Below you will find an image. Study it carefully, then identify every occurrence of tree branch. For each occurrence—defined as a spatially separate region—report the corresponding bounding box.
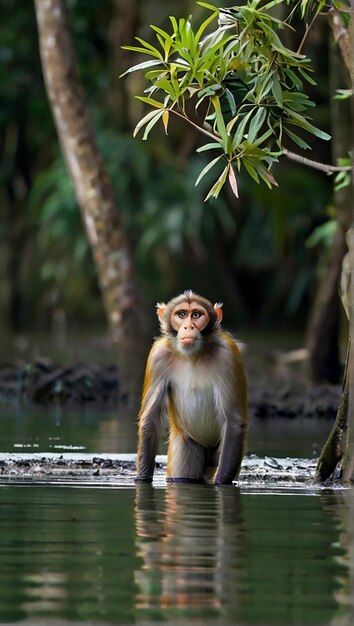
[283,148,351,173]
[170,107,221,143]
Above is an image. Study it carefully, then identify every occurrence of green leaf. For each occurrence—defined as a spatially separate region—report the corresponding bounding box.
[120,58,163,77]
[271,78,283,107]
[196,142,223,152]
[283,126,311,149]
[205,164,230,201]
[334,171,351,191]
[150,24,174,46]
[197,1,219,11]
[242,158,260,183]
[211,95,228,147]
[194,6,219,48]
[134,36,164,56]
[283,91,314,112]
[248,107,267,144]
[169,15,179,33]
[253,162,278,188]
[135,96,165,109]
[154,76,178,98]
[195,154,224,187]
[133,109,164,138]
[257,72,275,101]
[306,220,337,248]
[232,108,254,149]
[287,111,331,141]
[261,0,292,11]
[298,67,317,86]
[334,89,353,100]
[224,88,237,117]
[252,127,274,147]
[142,109,165,140]
[283,68,303,90]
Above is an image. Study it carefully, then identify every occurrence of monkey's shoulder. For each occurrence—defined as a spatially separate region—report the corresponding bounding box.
[215,331,247,388]
[215,330,243,358]
[146,336,175,370]
[149,336,173,356]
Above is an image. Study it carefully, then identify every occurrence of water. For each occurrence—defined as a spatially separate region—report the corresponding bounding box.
[0,406,350,625]
[0,483,352,625]
[0,406,137,454]
[0,405,331,459]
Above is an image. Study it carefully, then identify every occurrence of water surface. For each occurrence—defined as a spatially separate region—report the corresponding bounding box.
[0,405,331,459]
[0,393,349,626]
[0,483,353,625]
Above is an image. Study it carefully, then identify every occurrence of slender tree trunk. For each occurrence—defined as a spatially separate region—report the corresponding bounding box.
[34,0,150,411]
[317,6,354,482]
[341,2,354,481]
[306,226,344,383]
[109,0,139,131]
[306,25,351,384]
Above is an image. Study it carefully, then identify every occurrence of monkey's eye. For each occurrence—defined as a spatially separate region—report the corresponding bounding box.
[192,311,203,319]
[177,310,187,319]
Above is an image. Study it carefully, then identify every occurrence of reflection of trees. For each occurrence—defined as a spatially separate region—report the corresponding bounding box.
[134,484,245,622]
[239,493,348,624]
[0,486,137,623]
[324,492,354,626]
[97,409,137,453]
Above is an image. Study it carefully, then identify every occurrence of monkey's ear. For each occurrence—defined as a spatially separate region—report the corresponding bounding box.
[214,302,223,323]
[156,302,166,323]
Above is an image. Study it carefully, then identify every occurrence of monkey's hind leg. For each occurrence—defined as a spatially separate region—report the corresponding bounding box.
[166,432,205,484]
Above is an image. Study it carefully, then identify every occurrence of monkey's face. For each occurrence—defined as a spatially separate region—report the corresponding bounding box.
[170,301,209,355]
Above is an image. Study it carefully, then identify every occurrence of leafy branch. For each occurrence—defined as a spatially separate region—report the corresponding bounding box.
[121,0,336,200]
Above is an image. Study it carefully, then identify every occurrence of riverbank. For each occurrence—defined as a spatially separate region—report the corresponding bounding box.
[0,359,342,420]
[0,451,342,490]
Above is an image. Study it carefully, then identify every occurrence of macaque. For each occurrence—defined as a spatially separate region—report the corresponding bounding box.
[136,290,247,485]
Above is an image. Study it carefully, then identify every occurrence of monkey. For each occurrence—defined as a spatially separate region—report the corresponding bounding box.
[135,290,248,485]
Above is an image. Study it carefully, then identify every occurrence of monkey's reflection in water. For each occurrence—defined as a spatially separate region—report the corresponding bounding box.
[135,483,245,621]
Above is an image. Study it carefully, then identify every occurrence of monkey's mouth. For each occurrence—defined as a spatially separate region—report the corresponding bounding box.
[180,335,199,346]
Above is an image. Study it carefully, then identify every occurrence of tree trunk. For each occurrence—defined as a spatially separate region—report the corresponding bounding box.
[109,0,139,131]
[342,2,354,482]
[306,24,351,384]
[316,6,354,482]
[34,0,150,411]
[306,226,345,383]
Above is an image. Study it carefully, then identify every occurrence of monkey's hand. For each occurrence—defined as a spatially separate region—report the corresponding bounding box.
[135,476,153,484]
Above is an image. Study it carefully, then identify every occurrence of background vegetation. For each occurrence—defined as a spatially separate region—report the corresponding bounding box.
[0,0,348,352]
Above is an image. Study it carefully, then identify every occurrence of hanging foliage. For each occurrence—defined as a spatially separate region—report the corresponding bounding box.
[121,0,331,200]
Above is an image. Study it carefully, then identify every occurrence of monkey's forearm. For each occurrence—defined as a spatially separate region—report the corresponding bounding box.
[136,410,162,482]
[214,420,246,485]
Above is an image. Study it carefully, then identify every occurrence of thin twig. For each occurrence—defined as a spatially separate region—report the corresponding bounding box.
[297,13,319,55]
[169,107,220,143]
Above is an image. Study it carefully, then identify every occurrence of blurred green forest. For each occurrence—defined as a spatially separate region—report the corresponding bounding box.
[0,0,348,341]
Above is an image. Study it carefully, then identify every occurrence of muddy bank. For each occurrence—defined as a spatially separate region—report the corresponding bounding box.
[0,452,329,489]
[249,380,341,419]
[0,360,119,406]
[0,359,341,419]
